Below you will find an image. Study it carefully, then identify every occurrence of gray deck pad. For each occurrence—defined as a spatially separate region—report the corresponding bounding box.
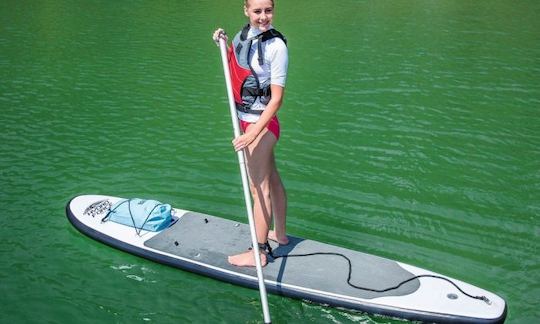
[145,211,419,299]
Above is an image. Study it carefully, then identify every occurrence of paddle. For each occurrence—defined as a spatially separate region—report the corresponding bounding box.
[217,36,272,324]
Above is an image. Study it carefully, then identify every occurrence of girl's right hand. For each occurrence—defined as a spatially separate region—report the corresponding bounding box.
[212,28,227,46]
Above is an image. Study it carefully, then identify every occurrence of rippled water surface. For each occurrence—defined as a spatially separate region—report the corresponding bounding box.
[1,1,539,323]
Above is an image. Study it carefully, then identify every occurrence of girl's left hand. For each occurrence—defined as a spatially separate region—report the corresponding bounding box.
[232,131,256,152]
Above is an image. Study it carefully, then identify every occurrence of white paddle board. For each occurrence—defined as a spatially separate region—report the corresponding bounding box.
[66,194,506,323]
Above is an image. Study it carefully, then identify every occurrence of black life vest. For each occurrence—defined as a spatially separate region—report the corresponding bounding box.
[228,24,287,115]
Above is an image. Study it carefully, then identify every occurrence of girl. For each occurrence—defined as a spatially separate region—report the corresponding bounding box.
[213,0,288,267]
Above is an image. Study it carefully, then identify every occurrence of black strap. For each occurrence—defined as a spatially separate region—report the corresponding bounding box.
[240,23,287,45]
[240,23,287,67]
[242,86,271,97]
[236,103,263,115]
[250,241,274,257]
[240,24,250,41]
[256,29,286,66]
[261,28,287,45]
[257,40,264,66]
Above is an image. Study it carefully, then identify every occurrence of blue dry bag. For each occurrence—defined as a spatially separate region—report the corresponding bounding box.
[102,198,172,234]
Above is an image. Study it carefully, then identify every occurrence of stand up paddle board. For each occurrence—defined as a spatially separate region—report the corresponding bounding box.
[66,195,506,323]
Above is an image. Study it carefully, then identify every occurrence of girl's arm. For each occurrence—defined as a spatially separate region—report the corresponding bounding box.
[232,84,284,151]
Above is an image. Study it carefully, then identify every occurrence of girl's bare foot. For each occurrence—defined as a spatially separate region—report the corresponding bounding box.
[228,250,268,267]
[268,230,289,245]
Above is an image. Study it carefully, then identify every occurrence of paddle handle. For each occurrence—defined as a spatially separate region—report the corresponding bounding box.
[218,37,272,324]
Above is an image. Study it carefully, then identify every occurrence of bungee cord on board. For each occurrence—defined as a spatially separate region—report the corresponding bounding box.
[255,242,491,305]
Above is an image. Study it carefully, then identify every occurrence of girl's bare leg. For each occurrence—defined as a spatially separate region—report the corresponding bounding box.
[268,154,288,245]
[228,127,276,267]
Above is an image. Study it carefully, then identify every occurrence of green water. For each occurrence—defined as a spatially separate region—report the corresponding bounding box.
[1,0,538,323]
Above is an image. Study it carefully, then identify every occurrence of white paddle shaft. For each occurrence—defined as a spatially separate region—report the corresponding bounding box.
[218,37,272,324]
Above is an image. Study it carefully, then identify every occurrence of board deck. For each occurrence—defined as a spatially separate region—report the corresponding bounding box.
[66,195,507,323]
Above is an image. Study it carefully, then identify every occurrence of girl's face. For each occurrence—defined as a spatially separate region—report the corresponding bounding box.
[244,0,274,32]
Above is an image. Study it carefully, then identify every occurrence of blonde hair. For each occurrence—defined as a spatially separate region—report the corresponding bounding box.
[244,0,274,8]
